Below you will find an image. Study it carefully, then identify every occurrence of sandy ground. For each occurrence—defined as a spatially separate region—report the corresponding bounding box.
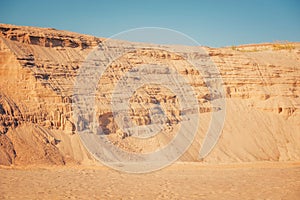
[1,162,299,200]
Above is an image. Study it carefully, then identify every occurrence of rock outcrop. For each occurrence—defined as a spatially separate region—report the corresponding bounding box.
[0,23,299,166]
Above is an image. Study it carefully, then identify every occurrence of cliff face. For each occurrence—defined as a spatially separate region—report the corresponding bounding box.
[0,24,299,166]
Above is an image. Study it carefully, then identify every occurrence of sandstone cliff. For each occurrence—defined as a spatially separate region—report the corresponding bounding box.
[0,24,299,166]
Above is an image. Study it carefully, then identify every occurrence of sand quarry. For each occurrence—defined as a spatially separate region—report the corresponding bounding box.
[0,24,300,199]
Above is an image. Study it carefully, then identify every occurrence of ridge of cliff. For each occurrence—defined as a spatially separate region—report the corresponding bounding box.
[0,24,299,166]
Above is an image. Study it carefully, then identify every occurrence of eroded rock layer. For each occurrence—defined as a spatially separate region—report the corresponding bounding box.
[0,23,299,166]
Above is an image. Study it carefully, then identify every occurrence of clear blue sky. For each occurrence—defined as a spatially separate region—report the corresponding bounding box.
[1,0,299,47]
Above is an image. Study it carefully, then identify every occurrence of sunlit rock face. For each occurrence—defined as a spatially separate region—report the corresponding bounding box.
[0,23,299,166]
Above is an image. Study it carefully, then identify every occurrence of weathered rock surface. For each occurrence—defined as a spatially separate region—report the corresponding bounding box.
[0,23,299,166]
[0,134,15,165]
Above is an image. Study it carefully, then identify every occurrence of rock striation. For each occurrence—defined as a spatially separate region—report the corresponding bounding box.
[0,23,299,166]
